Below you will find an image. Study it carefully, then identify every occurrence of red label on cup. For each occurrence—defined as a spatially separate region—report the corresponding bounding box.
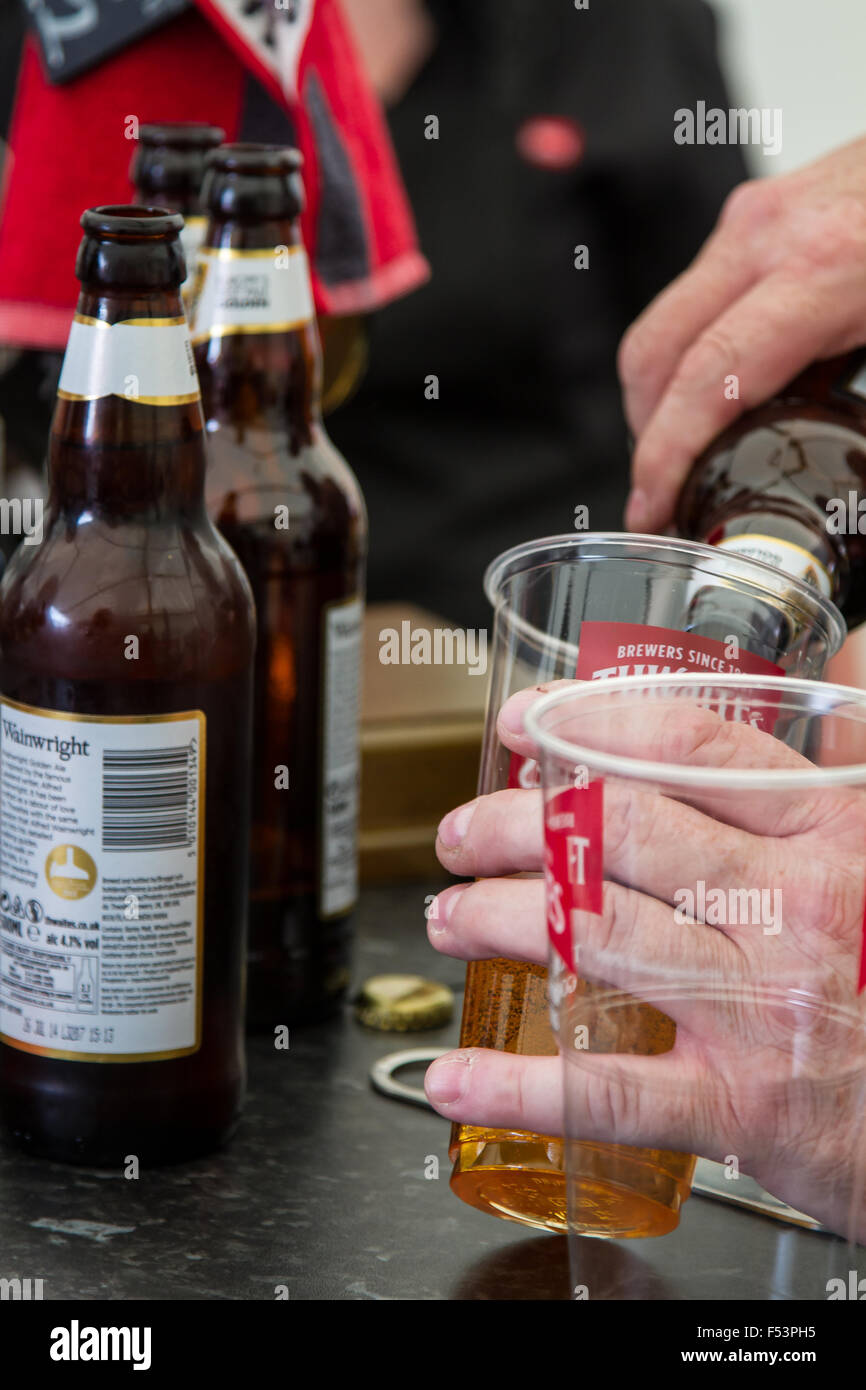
[508,753,541,790]
[575,620,782,682]
[506,622,782,789]
[544,782,604,972]
[575,621,783,732]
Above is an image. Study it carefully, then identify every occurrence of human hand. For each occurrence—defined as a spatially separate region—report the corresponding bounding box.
[426,683,866,1240]
[619,137,866,533]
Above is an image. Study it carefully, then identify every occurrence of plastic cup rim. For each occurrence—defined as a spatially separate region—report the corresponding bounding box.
[523,672,866,790]
[483,531,847,655]
[555,978,865,1024]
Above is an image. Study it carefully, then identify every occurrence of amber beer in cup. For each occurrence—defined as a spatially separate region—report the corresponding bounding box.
[449,534,845,1232]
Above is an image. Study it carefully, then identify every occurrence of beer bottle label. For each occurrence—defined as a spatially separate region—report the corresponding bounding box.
[716,534,832,599]
[189,245,315,344]
[0,698,205,1062]
[179,216,208,287]
[57,313,200,406]
[320,596,363,918]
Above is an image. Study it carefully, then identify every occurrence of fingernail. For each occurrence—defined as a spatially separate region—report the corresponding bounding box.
[425,1052,473,1104]
[498,682,562,738]
[427,882,469,934]
[625,488,650,531]
[437,799,478,849]
[497,701,526,737]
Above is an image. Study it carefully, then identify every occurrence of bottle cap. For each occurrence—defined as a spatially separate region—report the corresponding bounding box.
[356,975,454,1032]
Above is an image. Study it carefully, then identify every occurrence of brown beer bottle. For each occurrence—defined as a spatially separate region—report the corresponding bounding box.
[0,207,255,1165]
[130,123,225,308]
[677,352,866,626]
[130,123,366,413]
[192,146,366,1028]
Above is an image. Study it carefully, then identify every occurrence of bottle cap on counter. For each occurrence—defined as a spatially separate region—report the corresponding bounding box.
[356,975,454,1031]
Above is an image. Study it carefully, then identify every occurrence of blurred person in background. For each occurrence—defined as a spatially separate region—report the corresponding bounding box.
[0,0,427,560]
[0,0,747,614]
[330,0,748,627]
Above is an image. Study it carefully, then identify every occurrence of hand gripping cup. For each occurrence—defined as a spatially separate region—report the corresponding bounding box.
[449,534,846,1232]
[525,674,866,1267]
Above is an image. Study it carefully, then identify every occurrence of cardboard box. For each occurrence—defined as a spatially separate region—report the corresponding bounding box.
[360,604,486,881]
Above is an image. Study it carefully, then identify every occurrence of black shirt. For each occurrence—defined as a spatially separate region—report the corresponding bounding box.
[328,0,748,628]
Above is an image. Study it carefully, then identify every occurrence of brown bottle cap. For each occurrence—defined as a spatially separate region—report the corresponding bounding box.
[356,975,454,1032]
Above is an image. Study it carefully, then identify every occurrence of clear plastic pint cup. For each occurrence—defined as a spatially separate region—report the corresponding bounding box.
[449,535,846,1231]
[525,674,866,1265]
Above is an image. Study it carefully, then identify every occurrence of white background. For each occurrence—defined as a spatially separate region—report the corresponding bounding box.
[708,0,866,174]
[705,0,866,683]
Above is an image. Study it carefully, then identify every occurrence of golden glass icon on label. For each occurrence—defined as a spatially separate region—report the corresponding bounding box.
[45,845,97,901]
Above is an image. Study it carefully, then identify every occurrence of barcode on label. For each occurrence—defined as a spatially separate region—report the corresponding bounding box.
[102,746,193,852]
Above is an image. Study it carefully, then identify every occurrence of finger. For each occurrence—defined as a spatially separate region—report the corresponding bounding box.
[498,680,577,752]
[497,683,583,755]
[619,213,761,438]
[567,894,745,1045]
[590,777,780,918]
[500,680,809,775]
[626,265,866,533]
[424,1045,727,1163]
[500,682,849,839]
[562,1044,737,1162]
[427,877,547,965]
[428,875,746,1039]
[425,1049,564,1136]
[436,787,543,877]
[433,790,775,954]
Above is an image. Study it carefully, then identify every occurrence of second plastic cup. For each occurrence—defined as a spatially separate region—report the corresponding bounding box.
[525,674,866,1261]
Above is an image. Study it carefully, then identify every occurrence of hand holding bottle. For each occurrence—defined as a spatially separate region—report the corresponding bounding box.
[620,136,866,534]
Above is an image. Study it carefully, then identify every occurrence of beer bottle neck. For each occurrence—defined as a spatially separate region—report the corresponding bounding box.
[133,187,200,217]
[192,219,321,449]
[50,287,208,519]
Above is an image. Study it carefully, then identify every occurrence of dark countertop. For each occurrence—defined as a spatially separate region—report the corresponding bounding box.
[0,882,860,1301]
